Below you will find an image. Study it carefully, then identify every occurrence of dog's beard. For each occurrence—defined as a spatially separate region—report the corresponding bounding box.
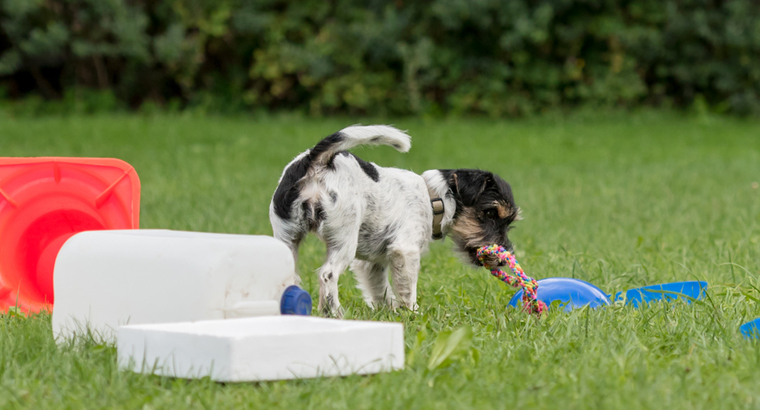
[449,209,509,267]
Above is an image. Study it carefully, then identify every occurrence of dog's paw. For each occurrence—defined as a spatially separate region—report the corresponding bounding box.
[321,304,345,319]
[404,302,419,314]
[392,300,418,314]
[332,306,345,319]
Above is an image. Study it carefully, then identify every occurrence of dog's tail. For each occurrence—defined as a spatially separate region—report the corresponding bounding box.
[309,125,411,166]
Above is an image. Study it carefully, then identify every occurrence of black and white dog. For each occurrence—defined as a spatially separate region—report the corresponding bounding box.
[270,125,520,317]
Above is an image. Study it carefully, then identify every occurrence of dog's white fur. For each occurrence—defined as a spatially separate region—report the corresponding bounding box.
[421,168,457,236]
[270,125,437,316]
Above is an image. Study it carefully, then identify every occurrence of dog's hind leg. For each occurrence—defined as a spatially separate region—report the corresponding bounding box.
[389,248,420,312]
[351,260,396,309]
[272,221,306,263]
[269,230,304,286]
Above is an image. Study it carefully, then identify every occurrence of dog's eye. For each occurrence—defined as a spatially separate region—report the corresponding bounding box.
[484,209,498,219]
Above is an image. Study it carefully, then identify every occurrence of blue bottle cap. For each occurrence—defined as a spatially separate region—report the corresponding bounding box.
[280,285,312,315]
[509,277,611,312]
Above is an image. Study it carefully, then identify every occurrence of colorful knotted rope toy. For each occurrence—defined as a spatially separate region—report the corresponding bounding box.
[477,245,547,315]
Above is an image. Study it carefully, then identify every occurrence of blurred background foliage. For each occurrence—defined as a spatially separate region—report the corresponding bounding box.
[0,0,759,116]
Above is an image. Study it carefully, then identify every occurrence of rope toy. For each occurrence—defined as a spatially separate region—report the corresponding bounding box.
[477,245,547,315]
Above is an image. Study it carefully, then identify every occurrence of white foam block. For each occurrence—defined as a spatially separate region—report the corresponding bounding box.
[117,316,404,382]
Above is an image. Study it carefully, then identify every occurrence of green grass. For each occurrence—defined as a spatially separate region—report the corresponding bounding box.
[2,111,760,409]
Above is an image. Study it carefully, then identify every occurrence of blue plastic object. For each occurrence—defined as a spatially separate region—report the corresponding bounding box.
[280,285,312,315]
[508,278,611,312]
[741,318,760,340]
[613,281,707,308]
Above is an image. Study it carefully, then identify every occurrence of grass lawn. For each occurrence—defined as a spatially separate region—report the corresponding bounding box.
[1,111,760,409]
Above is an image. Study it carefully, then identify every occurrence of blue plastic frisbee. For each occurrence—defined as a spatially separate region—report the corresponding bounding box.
[613,281,707,307]
[741,318,760,340]
[508,277,611,312]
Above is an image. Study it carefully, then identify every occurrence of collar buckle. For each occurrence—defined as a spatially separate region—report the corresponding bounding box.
[430,197,445,240]
[431,198,444,215]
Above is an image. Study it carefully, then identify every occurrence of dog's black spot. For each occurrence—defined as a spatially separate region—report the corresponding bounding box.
[310,132,344,162]
[371,136,381,143]
[326,150,349,170]
[273,132,347,220]
[351,154,380,182]
[327,152,379,182]
[327,272,333,280]
[329,190,338,203]
[272,155,311,220]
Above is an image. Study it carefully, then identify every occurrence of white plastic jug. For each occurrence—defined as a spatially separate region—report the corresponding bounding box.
[52,230,305,341]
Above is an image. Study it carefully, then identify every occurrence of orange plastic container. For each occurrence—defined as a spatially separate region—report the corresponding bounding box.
[0,158,140,312]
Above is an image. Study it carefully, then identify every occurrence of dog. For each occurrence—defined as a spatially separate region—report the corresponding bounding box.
[269,125,521,317]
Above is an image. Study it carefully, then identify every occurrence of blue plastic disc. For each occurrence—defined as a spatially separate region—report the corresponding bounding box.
[613,281,707,308]
[280,285,312,315]
[741,318,760,340]
[508,277,611,312]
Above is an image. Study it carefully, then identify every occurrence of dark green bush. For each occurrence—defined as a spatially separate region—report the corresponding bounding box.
[1,0,759,116]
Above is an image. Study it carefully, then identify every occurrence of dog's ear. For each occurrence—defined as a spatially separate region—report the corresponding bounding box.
[448,170,494,206]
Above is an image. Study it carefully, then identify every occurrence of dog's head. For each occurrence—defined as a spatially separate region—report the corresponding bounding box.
[441,169,520,267]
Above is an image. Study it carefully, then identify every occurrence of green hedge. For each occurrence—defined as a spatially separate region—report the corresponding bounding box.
[1,0,759,116]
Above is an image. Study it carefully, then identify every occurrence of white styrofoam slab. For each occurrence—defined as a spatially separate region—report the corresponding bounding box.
[117,316,404,382]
